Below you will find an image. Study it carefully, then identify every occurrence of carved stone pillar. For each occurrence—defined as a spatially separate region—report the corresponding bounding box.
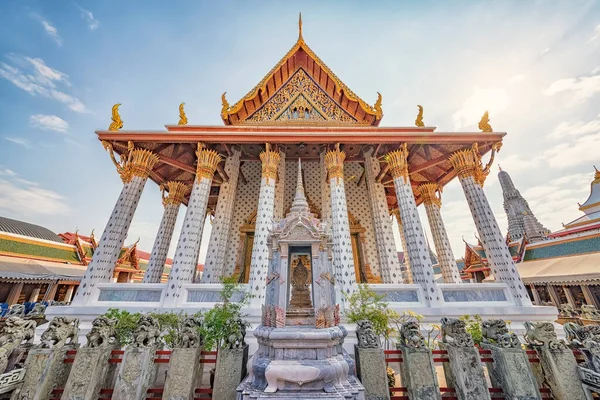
[449,143,531,306]
[392,209,413,283]
[325,144,356,307]
[163,145,222,306]
[143,181,188,283]
[249,144,280,307]
[274,149,286,220]
[73,141,159,305]
[320,150,332,226]
[363,148,403,284]
[202,148,241,282]
[417,182,462,284]
[384,144,440,306]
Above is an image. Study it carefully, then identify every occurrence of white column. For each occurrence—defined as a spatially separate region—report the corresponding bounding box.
[364,148,403,284]
[64,285,75,303]
[73,142,159,305]
[202,149,241,282]
[385,145,441,306]
[249,145,280,307]
[7,282,23,305]
[29,287,41,303]
[449,143,532,306]
[43,282,58,302]
[274,150,286,220]
[325,145,356,308]
[417,183,462,284]
[392,209,413,283]
[320,151,332,226]
[530,284,542,305]
[163,145,222,306]
[143,181,188,283]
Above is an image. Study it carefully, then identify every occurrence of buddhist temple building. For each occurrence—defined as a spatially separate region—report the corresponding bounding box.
[463,167,600,308]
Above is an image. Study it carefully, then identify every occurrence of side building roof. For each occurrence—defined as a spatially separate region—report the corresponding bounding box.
[0,216,62,243]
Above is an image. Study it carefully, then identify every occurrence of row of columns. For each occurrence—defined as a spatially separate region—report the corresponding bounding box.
[75,139,530,308]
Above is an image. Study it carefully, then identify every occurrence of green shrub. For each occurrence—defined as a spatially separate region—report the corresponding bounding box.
[148,310,202,349]
[459,314,483,346]
[103,308,141,346]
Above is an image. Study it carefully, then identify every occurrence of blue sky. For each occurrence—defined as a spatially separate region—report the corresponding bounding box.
[1,0,599,261]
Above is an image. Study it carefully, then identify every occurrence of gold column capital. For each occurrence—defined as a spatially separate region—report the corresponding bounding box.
[384,143,409,180]
[391,208,402,224]
[259,143,281,184]
[448,142,502,187]
[417,182,442,208]
[196,144,223,182]
[160,181,189,207]
[102,140,160,183]
[324,143,346,183]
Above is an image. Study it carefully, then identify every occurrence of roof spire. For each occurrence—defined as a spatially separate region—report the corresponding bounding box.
[298,12,303,41]
[290,158,310,214]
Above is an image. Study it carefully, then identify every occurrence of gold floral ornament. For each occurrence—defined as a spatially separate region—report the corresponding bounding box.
[417,182,442,208]
[178,103,188,126]
[384,143,410,181]
[478,111,493,132]
[108,104,123,131]
[324,143,346,183]
[415,105,424,127]
[259,143,281,184]
[102,140,160,184]
[448,142,502,187]
[195,143,223,182]
[160,181,189,207]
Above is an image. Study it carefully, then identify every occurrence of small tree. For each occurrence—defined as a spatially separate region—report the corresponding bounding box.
[459,314,483,346]
[149,310,202,349]
[103,308,142,346]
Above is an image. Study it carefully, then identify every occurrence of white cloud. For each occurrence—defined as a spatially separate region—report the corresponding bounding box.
[30,14,62,46]
[0,55,87,113]
[542,132,600,168]
[0,169,16,177]
[30,114,69,133]
[544,71,600,103]
[0,173,68,216]
[549,114,600,139]
[452,87,510,130]
[76,5,100,30]
[4,137,31,148]
[496,154,543,173]
[508,74,525,83]
[590,24,600,42]
[540,47,550,56]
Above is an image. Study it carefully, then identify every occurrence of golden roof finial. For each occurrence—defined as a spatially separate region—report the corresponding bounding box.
[415,105,424,127]
[593,165,600,184]
[478,111,493,132]
[298,12,303,41]
[108,104,123,131]
[220,92,230,121]
[374,92,383,119]
[178,102,188,125]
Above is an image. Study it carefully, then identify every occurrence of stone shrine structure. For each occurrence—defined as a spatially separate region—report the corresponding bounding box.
[45,14,557,345]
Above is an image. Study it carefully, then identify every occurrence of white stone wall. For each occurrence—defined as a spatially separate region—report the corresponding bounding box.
[143,202,180,283]
[73,175,148,305]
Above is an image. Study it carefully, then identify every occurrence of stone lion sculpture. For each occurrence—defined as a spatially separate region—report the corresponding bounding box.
[399,321,426,349]
[524,321,566,350]
[176,316,203,348]
[441,317,474,348]
[6,305,25,318]
[563,322,600,346]
[581,305,600,320]
[482,319,520,348]
[356,320,380,349]
[132,315,161,348]
[38,317,80,348]
[85,316,118,348]
[0,317,37,373]
[224,318,247,349]
[583,339,600,372]
[26,303,46,319]
[558,304,578,318]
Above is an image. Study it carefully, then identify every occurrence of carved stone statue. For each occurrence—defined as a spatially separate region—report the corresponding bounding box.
[289,260,312,309]
[583,339,600,372]
[85,316,118,348]
[356,320,380,349]
[26,303,47,319]
[563,322,600,347]
[524,321,567,350]
[399,321,426,349]
[176,317,203,349]
[558,304,578,318]
[38,317,80,348]
[6,304,25,318]
[224,318,247,349]
[581,305,600,320]
[132,315,161,348]
[482,319,520,348]
[441,317,474,347]
[0,317,36,373]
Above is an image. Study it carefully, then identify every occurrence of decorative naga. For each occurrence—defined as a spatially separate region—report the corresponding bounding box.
[482,319,520,348]
[415,105,424,127]
[356,320,381,349]
[478,110,492,132]
[441,317,474,347]
[85,316,118,348]
[523,321,567,350]
[37,317,80,348]
[108,103,123,131]
[178,102,188,125]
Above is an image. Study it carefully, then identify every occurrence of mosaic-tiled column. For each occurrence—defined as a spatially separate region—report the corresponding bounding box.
[163,145,222,306]
[202,148,241,282]
[364,148,403,284]
[73,141,159,305]
[249,145,280,307]
[273,150,286,220]
[143,181,188,283]
[320,151,332,226]
[417,182,462,284]
[325,145,356,307]
[385,144,441,306]
[391,209,413,283]
[449,143,532,306]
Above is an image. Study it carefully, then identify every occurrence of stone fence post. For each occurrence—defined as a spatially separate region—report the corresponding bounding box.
[354,320,390,400]
[213,321,249,400]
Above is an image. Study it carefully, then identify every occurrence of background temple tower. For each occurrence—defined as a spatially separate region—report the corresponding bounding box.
[498,167,550,242]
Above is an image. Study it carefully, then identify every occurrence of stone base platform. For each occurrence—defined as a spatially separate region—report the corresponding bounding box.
[237,377,364,399]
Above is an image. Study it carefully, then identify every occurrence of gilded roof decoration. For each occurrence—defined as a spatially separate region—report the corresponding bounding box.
[221,14,382,126]
[478,111,492,132]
